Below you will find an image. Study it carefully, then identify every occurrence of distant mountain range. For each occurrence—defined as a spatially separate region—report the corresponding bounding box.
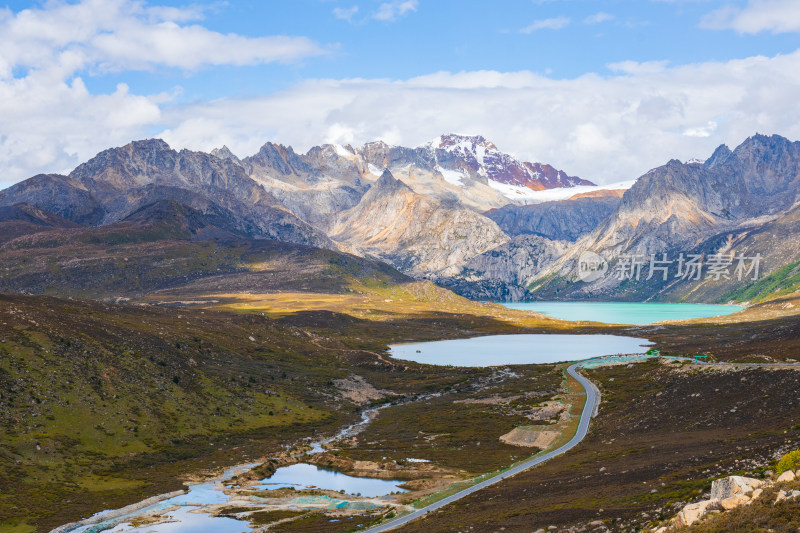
[2,132,799,303]
[526,134,800,303]
[0,134,599,281]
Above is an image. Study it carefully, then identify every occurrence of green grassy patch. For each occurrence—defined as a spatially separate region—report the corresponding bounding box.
[724,259,800,302]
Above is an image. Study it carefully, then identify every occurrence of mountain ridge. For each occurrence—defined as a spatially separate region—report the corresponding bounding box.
[5,132,800,304]
[525,134,800,302]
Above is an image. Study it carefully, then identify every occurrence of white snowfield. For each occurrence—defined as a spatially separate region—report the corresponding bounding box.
[487,178,636,204]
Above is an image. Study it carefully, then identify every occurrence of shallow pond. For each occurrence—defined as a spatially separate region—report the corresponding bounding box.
[390,334,653,367]
[69,464,260,533]
[67,453,406,532]
[501,301,743,325]
[256,463,407,497]
[105,507,250,533]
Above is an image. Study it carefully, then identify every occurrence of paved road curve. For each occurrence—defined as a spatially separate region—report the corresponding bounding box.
[366,363,600,532]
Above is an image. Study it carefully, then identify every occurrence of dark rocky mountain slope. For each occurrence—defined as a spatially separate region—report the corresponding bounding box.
[486,195,621,241]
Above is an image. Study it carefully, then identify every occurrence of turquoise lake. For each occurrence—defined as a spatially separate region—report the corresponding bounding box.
[390,334,653,367]
[501,301,743,325]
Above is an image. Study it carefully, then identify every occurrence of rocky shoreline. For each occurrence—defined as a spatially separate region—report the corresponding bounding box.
[48,490,187,533]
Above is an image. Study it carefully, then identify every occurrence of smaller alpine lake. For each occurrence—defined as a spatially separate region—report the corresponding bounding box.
[255,463,407,497]
[501,301,743,325]
[390,334,653,367]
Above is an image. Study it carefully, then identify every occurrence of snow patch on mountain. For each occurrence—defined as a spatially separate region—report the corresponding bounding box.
[435,165,468,187]
[421,133,594,196]
[333,144,355,158]
[488,179,636,204]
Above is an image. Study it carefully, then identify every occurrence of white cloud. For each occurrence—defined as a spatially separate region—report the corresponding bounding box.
[0,0,329,189]
[3,2,800,192]
[608,60,669,74]
[583,12,614,25]
[373,0,418,21]
[156,51,800,186]
[0,0,327,75]
[702,0,800,34]
[683,121,718,138]
[333,5,359,23]
[92,24,325,70]
[521,17,571,33]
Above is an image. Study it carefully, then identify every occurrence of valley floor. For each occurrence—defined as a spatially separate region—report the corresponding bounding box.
[2,288,800,532]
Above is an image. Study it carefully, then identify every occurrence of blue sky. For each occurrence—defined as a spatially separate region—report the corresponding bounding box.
[12,0,798,102]
[2,0,800,186]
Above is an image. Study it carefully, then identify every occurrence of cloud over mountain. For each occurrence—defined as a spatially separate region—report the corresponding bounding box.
[4,0,800,191]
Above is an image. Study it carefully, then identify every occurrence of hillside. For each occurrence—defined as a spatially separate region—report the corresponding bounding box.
[0,292,525,531]
[526,134,800,303]
[0,200,409,299]
[329,170,510,277]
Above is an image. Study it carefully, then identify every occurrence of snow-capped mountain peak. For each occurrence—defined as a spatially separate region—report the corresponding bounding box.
[421,133,595,192]
[423,133,498,153]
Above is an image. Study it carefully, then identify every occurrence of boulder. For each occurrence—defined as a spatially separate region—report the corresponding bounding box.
[720,494,750,510]
[775,490,787,504]
[777,470,796,482]
[675,500,721,526]
[751,488,764,501]
[710,475,763,500]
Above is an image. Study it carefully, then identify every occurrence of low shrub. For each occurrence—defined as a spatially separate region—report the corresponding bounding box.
[776,449,800,475]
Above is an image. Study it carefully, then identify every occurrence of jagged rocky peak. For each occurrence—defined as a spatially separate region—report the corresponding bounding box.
[82,138,172,164]
[420,133,594,190]
[426,133,499,152]
[211,145,241,163]
[316,143,356,157]
[304,143,360,167]
[704,144,732,169]
[246,142,313,176]
[730,133,800,171]
[69,138,178,190]
[117,138,172,154]
[357,140,398,164]
[374,169,409,192]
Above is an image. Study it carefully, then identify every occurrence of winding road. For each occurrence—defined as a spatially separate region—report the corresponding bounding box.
[366,363,601,532]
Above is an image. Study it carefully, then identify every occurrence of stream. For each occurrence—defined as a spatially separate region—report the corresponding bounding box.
[57,404,397,533]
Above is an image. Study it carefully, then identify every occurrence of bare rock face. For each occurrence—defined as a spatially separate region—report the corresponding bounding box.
[529,134,800,302]
[720,494,751,510]
[675,499,722,527]
[440,235,568,300]
[0,174,104,225]
[329,170,509,277]
[710,475,763,501]
[242,142,368,227]
[1,134,596,284]
[486,196,621,242]
[210,145,242,165]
